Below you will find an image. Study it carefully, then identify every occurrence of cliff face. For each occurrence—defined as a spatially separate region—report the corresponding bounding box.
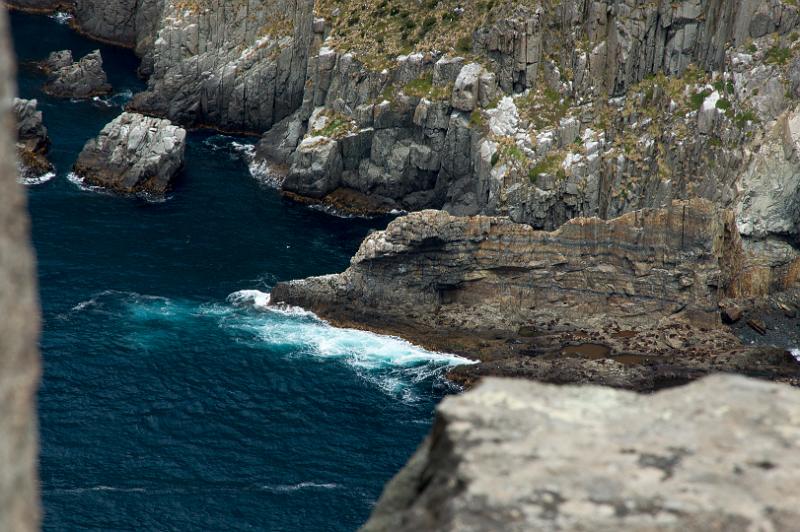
[0,5,42,531]
[74,0,164,66]
[252,0,800,232]
[362,375,800,532]
[273,200,743,332]
[271,199,800,388]
[9,0,315,131]
[129,0,315,132]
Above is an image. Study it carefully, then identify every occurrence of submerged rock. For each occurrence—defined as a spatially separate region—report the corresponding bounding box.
[42,49,111,99]
[73,112,186,196]
[13,98,53,181]
[362,375,800,532]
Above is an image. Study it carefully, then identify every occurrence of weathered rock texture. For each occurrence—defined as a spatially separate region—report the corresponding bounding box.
[42,49,111,99]
[272,201,800,388]
[129,0,315,132]
[74,112,186,195]
[362,375,800,532]
[73,0,163,55]
[13,97,53,180]
[0,5,42,531]
[272,200,774,331]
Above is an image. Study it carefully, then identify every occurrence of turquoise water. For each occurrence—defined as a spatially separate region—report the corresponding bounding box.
[11,11,468,531]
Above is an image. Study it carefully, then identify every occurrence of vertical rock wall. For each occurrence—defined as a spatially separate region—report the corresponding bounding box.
[129,0,315,133]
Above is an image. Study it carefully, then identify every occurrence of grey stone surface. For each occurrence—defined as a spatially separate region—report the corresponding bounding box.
[13,97,53,180]
[42,49,111,99]
[41,49,72,72]
[362,375,800,532]
[74,112,186,195]
[0,6,42,531]
[283,135,343,198]
[129,0,315,133]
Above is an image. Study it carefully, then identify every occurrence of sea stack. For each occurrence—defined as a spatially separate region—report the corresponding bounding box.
[42,49,111,99]
[13,98,53,181]
[73,112,186,196]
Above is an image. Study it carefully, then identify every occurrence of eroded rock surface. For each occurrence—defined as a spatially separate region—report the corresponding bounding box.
[273,200,748,331]
[42,49,111,99]
[362,375,800,532]
[13,97,53,181]
[73,112,186,195]
[129,0,315,132]
[272,200,800,388]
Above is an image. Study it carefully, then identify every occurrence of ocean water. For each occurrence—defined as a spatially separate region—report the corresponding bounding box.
[10,12,470,531]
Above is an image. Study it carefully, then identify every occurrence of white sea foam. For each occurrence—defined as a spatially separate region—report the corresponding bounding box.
[790,348,800,363]
[49,486,147,494]
[223,289,474,401]
[48,12,73,24]
[93,89,134,109]
[261,482,339,493]
[67,171,104,194]
[67,172,170,203]
[18,171,55,186]
[227,289,271,310]
[70,288,472,401]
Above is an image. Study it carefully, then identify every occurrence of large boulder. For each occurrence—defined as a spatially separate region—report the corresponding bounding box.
[363,375,800,532]
[73,112,186,196]
[13,98,53,182]
[42,49,111,99]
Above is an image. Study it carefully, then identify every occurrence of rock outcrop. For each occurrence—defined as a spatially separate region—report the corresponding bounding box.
[0,6,42,531]
[13,97,53,181]
[128,0,315,133]
[73,112,186,195]
[42,49,111,99]
[272,201,800,389]
[362,375,800,532]
[272,200,746,331]
[40,49,73,72]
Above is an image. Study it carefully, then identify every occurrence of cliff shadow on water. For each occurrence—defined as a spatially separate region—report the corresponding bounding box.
[10,10,472,532]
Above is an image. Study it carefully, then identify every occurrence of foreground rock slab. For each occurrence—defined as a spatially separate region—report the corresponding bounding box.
[42,49,111,99]
[73,112,186,196]
[0,7,42,530]
[363,375,800,532]
[13,97,53,181]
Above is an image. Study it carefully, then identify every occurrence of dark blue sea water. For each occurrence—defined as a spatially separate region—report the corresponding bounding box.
[10,11,469,531]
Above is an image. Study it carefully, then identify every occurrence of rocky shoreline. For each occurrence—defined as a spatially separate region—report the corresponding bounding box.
[6,1,800,530]
[270,202,800,391]
[9,0,800,395]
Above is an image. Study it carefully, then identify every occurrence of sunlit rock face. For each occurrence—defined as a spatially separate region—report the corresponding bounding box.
[362,375,800,532]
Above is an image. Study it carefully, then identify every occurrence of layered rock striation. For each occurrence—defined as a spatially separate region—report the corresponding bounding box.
[73,112,186,196]
[362,375,800,532]
[272,200,800,389]
[273,200,738,331]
